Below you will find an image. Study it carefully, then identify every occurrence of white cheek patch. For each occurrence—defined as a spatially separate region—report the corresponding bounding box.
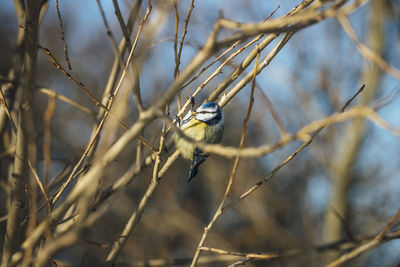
[196,112,216,122]
[196,106,218,113]
[180,110,194,126]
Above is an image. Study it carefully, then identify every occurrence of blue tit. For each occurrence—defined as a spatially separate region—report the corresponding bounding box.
[175,102,224,182]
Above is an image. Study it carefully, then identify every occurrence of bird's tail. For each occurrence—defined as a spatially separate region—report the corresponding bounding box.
[187,149,208,183]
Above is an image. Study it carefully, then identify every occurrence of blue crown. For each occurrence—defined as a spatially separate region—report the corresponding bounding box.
[201,102,218,109]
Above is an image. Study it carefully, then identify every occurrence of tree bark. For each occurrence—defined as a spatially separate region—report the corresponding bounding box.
[1,1,40,266]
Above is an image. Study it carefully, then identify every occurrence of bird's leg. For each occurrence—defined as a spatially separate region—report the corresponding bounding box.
[188,148,209,183]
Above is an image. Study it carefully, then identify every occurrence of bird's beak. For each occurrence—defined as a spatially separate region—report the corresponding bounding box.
[189,111,197,118]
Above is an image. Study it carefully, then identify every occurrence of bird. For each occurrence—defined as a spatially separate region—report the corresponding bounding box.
[174,102,224,182]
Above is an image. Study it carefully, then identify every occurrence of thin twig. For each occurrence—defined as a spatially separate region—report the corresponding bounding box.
[0,87,17,132]
[112,0,133,51]
[338,14,400,81]
[105,104,169,266]
[50,2,153,207]
[201,246,279,260]
[84,0,145,165]
[22,184,36,267]
[175,6,282,126]
[221,85,365,214]
[169,103,400,159]
[96,0,125,71]
[55,0,72,70]
[173,0,181,109]
[173,0,180,79]
[27,161,51,215]
[219,31,296,106]
[174,0,195,79]
[9,1,366,265]
[89,30,277,214]
[215,0,368,47]
[255,82,289,137]
[327,210,400,267]
[227,257,254,267]
[0,0,25,137]
[38,45,129,130]
[190,51,261,267]
[38,88,95,117]
[105,151,180,266]
[43,92,56,185]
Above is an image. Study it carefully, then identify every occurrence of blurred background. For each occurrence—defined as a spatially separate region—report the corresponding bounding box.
[1,0,400,266]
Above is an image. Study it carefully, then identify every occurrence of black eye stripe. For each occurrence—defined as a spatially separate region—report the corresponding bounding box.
[197,110,217,114]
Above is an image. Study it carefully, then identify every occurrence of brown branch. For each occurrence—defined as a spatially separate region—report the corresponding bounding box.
[338,14,400,81]
[90,6,332,249]
[112,0,133,51]
[105,150,180,266]
[55,0,71,70]
[221,84,365,214]
[50,2,153,207]
[89,34,262,218]
[201,246,279,260]
[191,51,261,266]
[8,1,371,265]
[0,0,25,138]
[84,0,146,164]
[173,0,180,78]
[105,104,169,266]
[327,210,400,267]
[126,255,256,266]
[255,82,289,137]
[215,0,368,47]
[0,86,52,230]
[173,0,181,109]
[1,0,40,265]
[208,0,314,103]
[174,0,195,79]
[96,0,125,72]
[43,92,56,185]
[27,161,51,215]
[38,88,95,117]
[219,31,296,106]
[0,87,17,133]
[173,4,282,129]
[38,46,123,124]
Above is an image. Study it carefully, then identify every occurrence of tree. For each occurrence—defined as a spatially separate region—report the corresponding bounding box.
[0,0,399,266]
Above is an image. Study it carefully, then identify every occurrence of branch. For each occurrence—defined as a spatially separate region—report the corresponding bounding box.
[191,50,261,266]
[105,151,181,266]
[327,210,400,267]
[201,246,279,260]
[1,0,40,265]
[220,84,365,215]
[55,0,72,70]
[215,0,368,47]
[338,14,400,81]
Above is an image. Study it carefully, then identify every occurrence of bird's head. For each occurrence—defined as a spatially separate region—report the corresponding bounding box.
[193,102,223,125]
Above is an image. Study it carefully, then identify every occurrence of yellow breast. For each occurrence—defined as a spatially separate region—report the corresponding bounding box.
[174,119,207,160]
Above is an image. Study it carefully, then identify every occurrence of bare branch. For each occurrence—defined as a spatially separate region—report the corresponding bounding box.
[338,15,400,81]
[327,210,400,267]
[2,0,40,265]
[55,0,72,70]
[191,50,261,266]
